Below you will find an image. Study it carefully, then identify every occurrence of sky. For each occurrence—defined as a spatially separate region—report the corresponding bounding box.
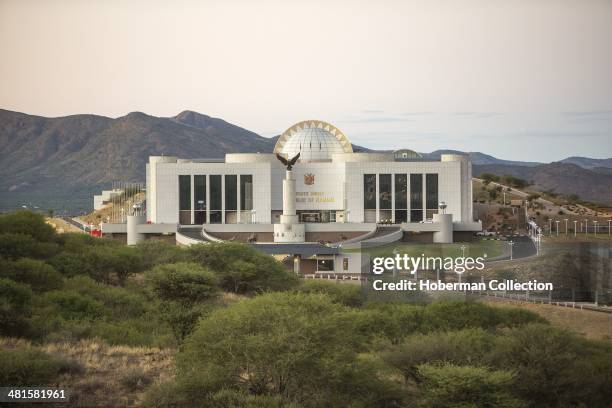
[1,0,611,162]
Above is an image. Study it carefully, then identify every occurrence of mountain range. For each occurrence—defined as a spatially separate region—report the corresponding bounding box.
[0,108,610,212]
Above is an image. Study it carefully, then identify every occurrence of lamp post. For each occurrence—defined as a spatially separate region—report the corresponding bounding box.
[555,220,559,236]
[564,219,568,236]
[573,220,577,238]
[460,245,466,258]
[585,219,588,235]
[594,220,598,236]
[548,219,552,236]
[509,240,514,260]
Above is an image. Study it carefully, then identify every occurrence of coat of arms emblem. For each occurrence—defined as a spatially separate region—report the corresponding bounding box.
[304,173,315,185]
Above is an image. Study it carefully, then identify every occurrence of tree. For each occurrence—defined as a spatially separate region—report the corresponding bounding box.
[187,242,299,294]
[0,211,56,242]
[1,258,64,292]
[146,263,219,306]
[0,278,33,336]
[146,263,220,342]
[416,363,525,408]
[481,173,500,185]
[175,292,407,407]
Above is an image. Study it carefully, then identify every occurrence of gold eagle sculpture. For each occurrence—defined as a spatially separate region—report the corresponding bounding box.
[275,152,300,170]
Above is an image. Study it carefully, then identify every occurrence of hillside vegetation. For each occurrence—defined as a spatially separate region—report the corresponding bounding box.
[1,211,612,407]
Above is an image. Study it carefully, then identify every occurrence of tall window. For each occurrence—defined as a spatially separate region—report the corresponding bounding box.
[179,175,191,225]
[194,175,206,224]
[240,175,253,210]
[426,173,439,220]
[224,175,237,223]
[363,174,376,209]
[379,174,392,209]
[394,174,408,223]
[410,173,423,222]
[209,175,222,223]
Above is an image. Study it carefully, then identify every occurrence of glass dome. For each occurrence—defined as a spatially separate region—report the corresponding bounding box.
[274,120,353,162]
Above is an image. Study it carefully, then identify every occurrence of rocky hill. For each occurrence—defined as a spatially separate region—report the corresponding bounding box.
[1,108,610,212]
[474,162,612,205]
[0,109,276,212]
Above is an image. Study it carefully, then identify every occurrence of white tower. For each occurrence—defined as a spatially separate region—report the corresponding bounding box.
[274,163,306,243]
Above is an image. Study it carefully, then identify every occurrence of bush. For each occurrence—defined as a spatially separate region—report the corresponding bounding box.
[0,347,74,386]
[87,245,144,284]
[0,278,33,337]
[175,292,407,407]
[490,324,612,407]
[0,233,58,260]
[47,252,95,278]
[416,363,525,408]
[355,303,423,344]
[295,280,364,307]
[187,242,299,294]
[43,290,103,321]
[380,329,497,381]
[135,240,188,270]
[146,263,219,306]
[420,301,542,332]
[0,258,64,292]
[0,211,56,242]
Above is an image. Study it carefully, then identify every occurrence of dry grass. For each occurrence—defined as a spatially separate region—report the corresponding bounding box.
[1,337,175,407]
[486,300,612,341]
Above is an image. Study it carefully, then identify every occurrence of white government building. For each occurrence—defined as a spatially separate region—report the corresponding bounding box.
[102,120,481,274]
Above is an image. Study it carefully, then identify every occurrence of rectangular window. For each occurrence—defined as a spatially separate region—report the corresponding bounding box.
[179,175,191,225]
[210,175,222,224]
[240,175,253,211]
[410,173,423,209]
[379,174,392,209]
[410,173,423,222]
[317,259,334,272]
[394,173,407,209]
[426,173,439,210]
[395,210,408,223]
[225,175,237,211]
[194,175,206,224]
[363,174,376,209]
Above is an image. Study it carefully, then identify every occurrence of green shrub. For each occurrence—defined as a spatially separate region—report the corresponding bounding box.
[0,258,64,292]
[43,290,103,321]
[0,278,32,337]
[135,240,188,270]
[146,263,219,306]
[0,233,58,260]
[187,242,299,293]
[416,363,525,408]
[176,292,407,407]
[380,328,497,381]
[490,324,612,407]
[0,347,75,386]
[295,280,364,307]
[47,252,95,278]
[420,301,542,332]
[0,211,56,242]
[355,303,424,344]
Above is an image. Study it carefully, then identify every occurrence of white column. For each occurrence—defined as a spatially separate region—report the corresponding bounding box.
[375,173,380,223]
[237,175,241,223]
[391,174,396,223]
[190,174,194,225]
[221,175,225,224]
[206,175,210,224]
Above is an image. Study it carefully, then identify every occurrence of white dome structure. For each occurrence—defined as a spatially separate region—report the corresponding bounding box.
[274,120,353,162]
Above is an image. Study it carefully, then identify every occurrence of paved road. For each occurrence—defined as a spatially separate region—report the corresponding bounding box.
[487,235,537,262]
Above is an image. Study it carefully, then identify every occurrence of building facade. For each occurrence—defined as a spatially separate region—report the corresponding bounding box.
[146,120,476,231]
